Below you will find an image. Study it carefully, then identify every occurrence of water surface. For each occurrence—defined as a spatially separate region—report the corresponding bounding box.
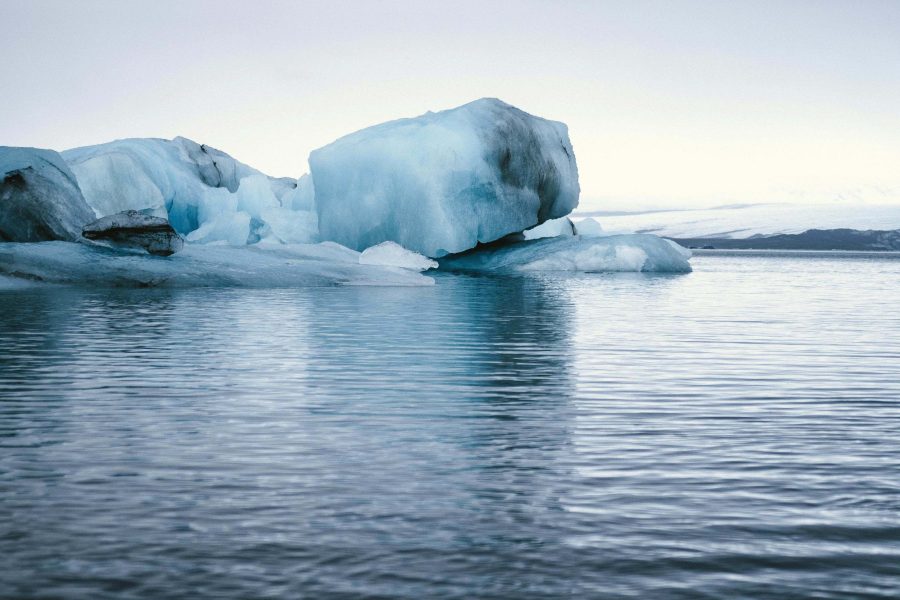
[2,253,899,598]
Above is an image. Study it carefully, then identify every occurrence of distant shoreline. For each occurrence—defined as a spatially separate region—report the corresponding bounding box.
[670,228,900,252]
[686,248,900,259]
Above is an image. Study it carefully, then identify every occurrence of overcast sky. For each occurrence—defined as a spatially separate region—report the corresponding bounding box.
[2,0,898,210]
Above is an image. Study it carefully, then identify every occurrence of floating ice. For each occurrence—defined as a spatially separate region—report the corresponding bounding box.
[0,241,433,288]
[359,241,438,271]
[524,217,576,240]
[439,234,692,273]
[1,146,95,242]
[309,98,580,257]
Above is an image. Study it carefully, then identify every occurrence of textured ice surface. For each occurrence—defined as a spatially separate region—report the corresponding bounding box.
[586,204,900,239]
[0,241,433,288]
[310,98,580,257]
[61,138,318,245]
[359,241,438,271]
[1,146,95,242]
[523,217,575,240]
[439,234,692,273]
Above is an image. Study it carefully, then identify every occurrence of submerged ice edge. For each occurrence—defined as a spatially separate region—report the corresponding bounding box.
[0,242,435,288]
[439,234,692,274]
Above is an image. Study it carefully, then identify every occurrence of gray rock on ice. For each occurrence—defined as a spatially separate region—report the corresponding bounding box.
[82,210,184,256]
[0,146,96,242]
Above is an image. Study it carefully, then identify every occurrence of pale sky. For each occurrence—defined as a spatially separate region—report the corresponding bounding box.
[2,0,898,211]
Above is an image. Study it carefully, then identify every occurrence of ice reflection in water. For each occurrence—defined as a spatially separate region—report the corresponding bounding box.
[1,252,900,599]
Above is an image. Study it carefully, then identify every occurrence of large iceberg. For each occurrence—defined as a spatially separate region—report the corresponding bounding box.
[61,137,318,245]
[309,98,580,257]
[0,99,696,289]
[1,147,95,242]
[0,241,433,288]
[439,234,692,273]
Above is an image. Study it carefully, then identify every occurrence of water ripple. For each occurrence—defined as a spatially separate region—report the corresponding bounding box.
[1,253,899,598]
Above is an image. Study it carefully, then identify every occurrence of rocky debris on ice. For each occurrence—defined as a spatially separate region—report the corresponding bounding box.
[81,210,184,256]
[359,241,438,271]
[0,146,95,242]
[439,234,692,273]
[309,98,580,257]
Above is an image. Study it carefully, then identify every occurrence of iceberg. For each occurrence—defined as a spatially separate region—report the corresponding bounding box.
[1,147,95,242]
[309,98,580,257]
[439,234,692,273]
[359,241,438,271]
[61,137,318,245]
[0,241,433,288]
[0,100,694,288]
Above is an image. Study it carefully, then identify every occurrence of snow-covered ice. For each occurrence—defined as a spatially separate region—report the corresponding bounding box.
[585,204,900,239]
[0,241,433,288]
[1,146,95,242]
[309,98,580,257]
[359,241,438,271]
[439,234,692,273]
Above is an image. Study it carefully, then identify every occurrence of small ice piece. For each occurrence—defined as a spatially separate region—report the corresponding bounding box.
[309,98,580,257]
[439,234,692,273]
[523,217,576,240]
[1,146,95,241]
[82,210,184,256]
[359,241,438,271]
[574,217,604,237]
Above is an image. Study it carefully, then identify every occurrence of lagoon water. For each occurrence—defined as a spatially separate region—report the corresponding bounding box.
[2,252,900,599]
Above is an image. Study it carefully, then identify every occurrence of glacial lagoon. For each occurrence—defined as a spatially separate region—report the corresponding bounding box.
[2,251,900,599]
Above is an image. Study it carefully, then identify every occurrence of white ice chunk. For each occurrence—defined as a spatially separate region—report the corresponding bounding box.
[439,234,692,273]
[359,241,438,271]
[309,98,580,257]
[573,217,604,237]
[523,217,575,240]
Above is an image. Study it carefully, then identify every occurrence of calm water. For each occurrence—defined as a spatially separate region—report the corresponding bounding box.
[2,252,900,599]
